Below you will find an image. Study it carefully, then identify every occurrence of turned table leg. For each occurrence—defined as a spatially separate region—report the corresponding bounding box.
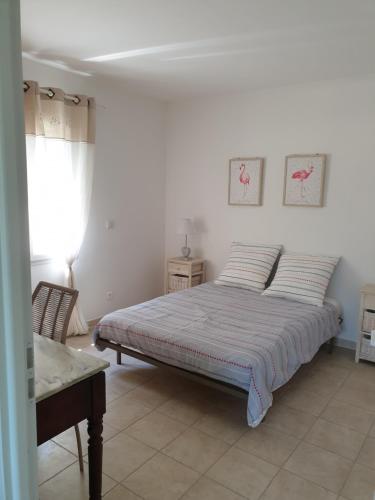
[87,415,104,500]
[87,371,106,500]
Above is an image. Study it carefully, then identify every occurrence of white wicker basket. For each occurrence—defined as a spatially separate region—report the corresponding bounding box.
[169,274,201,291]
[169,275,189,291]
[360,336,375,362]
[362,309,375,332]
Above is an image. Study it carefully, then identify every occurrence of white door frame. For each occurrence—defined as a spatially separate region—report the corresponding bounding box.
[0,0,38,499]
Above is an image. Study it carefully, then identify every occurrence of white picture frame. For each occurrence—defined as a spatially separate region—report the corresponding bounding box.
[283,154,326,207]
[228,157,264,206]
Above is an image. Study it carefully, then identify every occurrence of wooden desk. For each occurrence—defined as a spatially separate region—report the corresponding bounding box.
[34,334,109,500]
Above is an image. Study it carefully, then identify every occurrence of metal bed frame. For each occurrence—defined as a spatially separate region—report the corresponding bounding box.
[95,335,336,400]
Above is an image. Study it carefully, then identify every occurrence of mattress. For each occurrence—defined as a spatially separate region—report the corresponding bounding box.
[93,282,340,426]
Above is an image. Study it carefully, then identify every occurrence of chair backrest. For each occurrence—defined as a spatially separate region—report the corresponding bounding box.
[32,281,79,344]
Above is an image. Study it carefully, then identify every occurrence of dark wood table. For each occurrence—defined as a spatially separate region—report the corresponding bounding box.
[34,334,109,500]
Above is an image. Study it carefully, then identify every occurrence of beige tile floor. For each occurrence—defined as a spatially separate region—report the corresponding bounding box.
[38,335,375,500]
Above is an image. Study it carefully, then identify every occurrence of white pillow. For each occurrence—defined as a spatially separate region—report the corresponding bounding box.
[215,242,282,293]
[263,253,339,306]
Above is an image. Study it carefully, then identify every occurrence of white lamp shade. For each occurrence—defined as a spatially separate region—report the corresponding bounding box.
[177,218,195,235]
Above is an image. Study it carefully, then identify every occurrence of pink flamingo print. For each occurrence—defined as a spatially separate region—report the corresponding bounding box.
[291,164,314,198]
[239,163,250,197]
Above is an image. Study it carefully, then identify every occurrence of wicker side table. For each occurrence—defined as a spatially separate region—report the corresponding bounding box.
[355,284,375,363]
[165,257,206,294]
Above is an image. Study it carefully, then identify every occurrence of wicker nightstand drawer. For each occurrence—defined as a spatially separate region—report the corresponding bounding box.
[168,262,190,274]
[168,274,201,291]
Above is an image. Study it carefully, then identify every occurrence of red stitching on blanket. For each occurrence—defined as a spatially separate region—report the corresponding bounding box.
[249,367,264,411]
[97,323,252,370]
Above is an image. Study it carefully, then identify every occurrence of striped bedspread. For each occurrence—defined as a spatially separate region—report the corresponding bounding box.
[93,282,339,426]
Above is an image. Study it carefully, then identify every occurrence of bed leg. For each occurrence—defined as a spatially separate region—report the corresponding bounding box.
[117,351,122,365]
[327,337,335,354]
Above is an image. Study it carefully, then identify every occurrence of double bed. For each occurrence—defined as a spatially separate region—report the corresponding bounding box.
[94,282,340,427]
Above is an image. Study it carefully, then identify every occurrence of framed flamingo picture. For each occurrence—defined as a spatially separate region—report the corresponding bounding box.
[283,154,326,207]
[228,157,264,206]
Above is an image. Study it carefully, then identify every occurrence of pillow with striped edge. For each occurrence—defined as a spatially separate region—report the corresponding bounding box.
[215,242,282,293]
[262,253,339,306]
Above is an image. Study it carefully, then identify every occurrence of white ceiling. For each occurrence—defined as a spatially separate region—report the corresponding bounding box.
[21,0,375,101]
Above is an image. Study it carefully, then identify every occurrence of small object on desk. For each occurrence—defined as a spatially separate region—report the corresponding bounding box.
[166,257,206,294]
[355,284,375,363]
[34,334,109,500]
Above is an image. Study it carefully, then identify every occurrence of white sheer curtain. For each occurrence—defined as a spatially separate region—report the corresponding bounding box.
[24,81,95,335]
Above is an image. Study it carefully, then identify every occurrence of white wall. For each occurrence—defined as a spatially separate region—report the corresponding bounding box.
[23,59,166,321]
[165,76,375,346]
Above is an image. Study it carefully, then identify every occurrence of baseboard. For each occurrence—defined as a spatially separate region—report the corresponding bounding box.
[87,317,101,328]
[335,337,356,350]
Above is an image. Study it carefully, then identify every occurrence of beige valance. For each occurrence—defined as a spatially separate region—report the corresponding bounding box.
[24,80,95,144]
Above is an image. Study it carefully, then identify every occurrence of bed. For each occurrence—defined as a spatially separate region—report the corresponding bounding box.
[93,282,340,427]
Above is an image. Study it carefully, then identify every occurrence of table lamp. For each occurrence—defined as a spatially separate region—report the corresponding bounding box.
[177,218,195,260]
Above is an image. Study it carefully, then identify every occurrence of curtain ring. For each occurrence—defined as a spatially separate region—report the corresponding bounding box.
[23,81,30,93]
[47,88,55,99]
[73,96,81,105]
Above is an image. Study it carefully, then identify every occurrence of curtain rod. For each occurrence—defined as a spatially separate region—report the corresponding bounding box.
[23,82,106,109]
[23,82,81,104]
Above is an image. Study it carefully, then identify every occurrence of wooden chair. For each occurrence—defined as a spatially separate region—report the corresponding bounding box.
[32,281,84,472]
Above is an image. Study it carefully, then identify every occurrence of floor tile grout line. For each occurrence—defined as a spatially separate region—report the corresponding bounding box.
[154,407,203,427]
[101,481,121,499]
[338,455,375,499]
[302,418,368,462]
[264,468,339,499]
[50,438,82,460]
[280,439,353,496]
[352,431,374,468]
[120,450,200,499]
[124,414,191,452]
[176,469,204,500]
[180,471,251,500]
[234,423,300,468]
[204,441,280,497]
[189,415,248,446]
[106,404,155,430]
[106,446,158,485]
[318,410,375,437]
[52,421,127,460]
[106,384,181,414]
[38,457,79,487]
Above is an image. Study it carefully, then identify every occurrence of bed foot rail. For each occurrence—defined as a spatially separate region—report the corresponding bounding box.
[117,352,122,365]
[327,337,335,354]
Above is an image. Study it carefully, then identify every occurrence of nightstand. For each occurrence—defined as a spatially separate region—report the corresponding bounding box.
[166,257,206,294]
[355,284,375,363]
